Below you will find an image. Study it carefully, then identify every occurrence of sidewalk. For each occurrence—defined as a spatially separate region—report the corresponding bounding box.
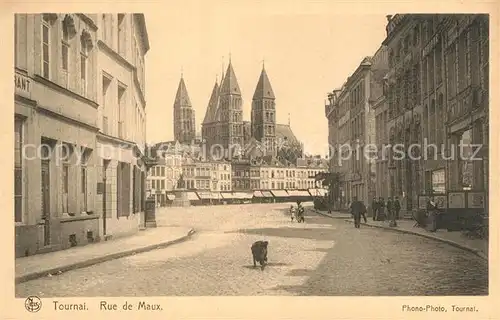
[16,226,195,284]
[314,209,488,261]
[310,208,351,219]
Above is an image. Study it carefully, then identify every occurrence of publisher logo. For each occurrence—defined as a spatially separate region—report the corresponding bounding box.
[25,296,42,313]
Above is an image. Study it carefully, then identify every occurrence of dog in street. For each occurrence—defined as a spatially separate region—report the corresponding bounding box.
[251,240,269,270]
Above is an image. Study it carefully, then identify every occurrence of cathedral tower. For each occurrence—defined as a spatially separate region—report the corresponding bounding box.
[251,65,276,156]
[173,75,196,144]
[219,60,244,157]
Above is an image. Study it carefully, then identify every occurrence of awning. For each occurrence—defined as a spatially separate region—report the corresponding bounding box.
[196,191,212,200]
[232,192,253,199]
[220,192,234,199]
[211,192,222,200]
[186,192,200,201]
[253,190,264,197]
[287,190,311,197]
[309,188,327,197]
[271,190,289,197]
[166,193,176,200]
[240,192,253,199]
[261,191,273,198]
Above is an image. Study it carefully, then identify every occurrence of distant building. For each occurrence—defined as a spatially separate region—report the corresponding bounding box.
[173,75,196,144]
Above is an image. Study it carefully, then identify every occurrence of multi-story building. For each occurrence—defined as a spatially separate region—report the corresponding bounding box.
[211,161,232,192]
[369,45,390,200]
[146,149,183,206]
[173,75,196,144]
[382,14,489,214]
[182,157,211,190]
[325,56,378,205]
[232,159,251,191]
[14,13,149,257]
[14,14,101,257]
[96,13,149,239]
[371,54,391,200]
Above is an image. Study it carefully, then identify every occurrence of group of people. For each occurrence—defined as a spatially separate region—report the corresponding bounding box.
[371,196,401,222]
[290,201,305,223]
[347,196,402,228]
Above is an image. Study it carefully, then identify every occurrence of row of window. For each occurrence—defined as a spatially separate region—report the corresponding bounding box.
[38,14,92,97]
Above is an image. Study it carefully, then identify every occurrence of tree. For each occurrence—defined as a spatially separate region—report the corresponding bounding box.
[315,172,342,209]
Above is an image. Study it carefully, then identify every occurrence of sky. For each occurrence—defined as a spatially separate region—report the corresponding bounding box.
[144,5,388,156]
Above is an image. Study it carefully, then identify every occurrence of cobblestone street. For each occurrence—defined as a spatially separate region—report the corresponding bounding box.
[16,203,488,297]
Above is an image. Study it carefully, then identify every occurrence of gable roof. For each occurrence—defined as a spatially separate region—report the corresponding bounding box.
[252,67,275,100]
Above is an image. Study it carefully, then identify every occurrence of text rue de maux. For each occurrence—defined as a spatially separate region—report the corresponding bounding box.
[52,301,163,311]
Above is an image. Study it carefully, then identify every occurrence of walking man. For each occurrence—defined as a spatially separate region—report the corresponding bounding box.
[386,197,394,223]
[371,197,379,221]
[350,196,367,228]
[394,196,401,220]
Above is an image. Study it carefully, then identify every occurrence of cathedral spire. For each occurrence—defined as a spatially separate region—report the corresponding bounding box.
[252,64,275,100]
[220,59,241,96]
[174,76,192,108]
[202,80,220,125]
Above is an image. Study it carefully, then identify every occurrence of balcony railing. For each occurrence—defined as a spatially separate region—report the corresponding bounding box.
[448,85,479,123]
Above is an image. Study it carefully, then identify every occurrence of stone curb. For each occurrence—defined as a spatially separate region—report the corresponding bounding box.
[340,219,488,261]
[311,209,351,219]
[15,228,196,284]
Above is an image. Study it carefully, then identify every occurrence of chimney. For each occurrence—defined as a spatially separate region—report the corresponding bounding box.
[386,15,392,22]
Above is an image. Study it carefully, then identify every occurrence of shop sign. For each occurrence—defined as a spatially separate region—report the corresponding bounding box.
[15,72,32,99]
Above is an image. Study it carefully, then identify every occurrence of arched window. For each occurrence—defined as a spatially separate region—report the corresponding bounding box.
[80,30,93,96]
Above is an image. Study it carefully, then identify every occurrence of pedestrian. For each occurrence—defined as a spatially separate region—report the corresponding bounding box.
[386,197,394,223]
[349,196,367,228]
[394,196,401,220]
[371,197,379,221]
[296,201,305,223]
[289,205,295,222]
[378,197,386,221]
[426,197,438,232]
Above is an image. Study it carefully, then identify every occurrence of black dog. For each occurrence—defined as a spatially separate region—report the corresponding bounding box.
[251,241,269,270]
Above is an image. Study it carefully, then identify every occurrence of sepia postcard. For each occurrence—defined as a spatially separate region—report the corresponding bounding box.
[1,0,498,319]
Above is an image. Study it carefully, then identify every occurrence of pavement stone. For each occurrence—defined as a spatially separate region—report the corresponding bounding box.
[339,216,488,261]
[16,203,488,297]
[15,226,195,284]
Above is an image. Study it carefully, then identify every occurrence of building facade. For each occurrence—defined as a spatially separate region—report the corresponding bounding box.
[14,13,149,257]
[173,76,196,144]
[370,46,391,201]
[325,56,378,206]
[96,13,149,239]
[232,159,251,191]
[382,14,489,214]
[147,150,183,206]
[15,14,100,257]
[211,161,232,192]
